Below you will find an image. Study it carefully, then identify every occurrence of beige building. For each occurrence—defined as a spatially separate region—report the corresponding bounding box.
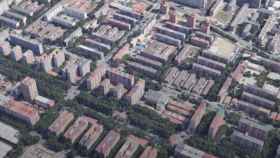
[40,54,53,73]
[20,77,38,102]
[48,111,75,136]
[0,41,11,56]
[51,49,65,68]
[11,46,23,61]
[125,79,145,105]
[86,64,107,90]
[22,50,35,64]
[99,79,111,95]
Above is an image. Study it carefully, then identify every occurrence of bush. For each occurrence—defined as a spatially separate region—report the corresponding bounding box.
[45,135,66,152]
[196,111,216,135]
[127,106,177,138]
[20,133,40,146]
[0,54,69,101]
[225,112,241,126]
[6,146,23,158]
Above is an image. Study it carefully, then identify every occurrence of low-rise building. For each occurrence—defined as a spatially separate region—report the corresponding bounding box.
[187,102,207,134]
[208,111,225,139]
[107,68,135,89]
[190,36,211,48]
[34,95,55,108]
[238,118,273,141]
[21,144,65,158]
[115,138,139,158]
[142,40,177,63]
[64,116,89,143]
[231,130,264,152]
[276,145,280,158]
[0,97,40,126]
[175,144,218,158]
[218,77,232,102]
[244,84,276,101]
[0,16,20,28]
[127,61,159,78]
[232,99,271,118]
[0,141,12,158]
[9,34,43,55]
[79,122,103,150]
[140,146,158,158]
[144,90,169,111]
[48,111,74,136]
[241,92,275,110]
[167,100,194,117]
[175,46,190,65]
[192,63,221,78]
[96,130,120,158]
[0,121,19,144]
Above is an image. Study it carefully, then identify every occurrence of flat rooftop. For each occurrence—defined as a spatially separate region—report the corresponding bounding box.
[96,130,120,157]
[144,40,176,54]
[0,121,19,144]
[111,0,153,14]
[48,111,74,136]
[21,144,65,158]
[208,37,237,60]
[14,0,45,16]
[64,116,89,143]
[143,40,177,62]
[1,99,40,125]
[0,141,12,158]
[95,25,126,43]
[65,0,97,14]
[25,20,66,42]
